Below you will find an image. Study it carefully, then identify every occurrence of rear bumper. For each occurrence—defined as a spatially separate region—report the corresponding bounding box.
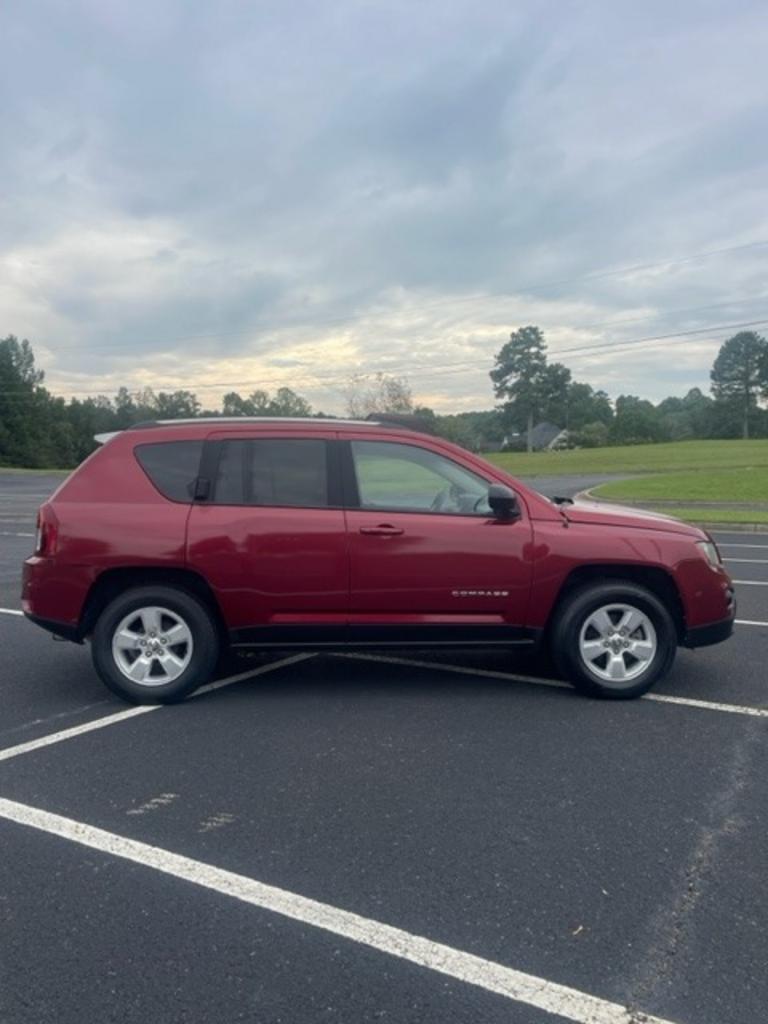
[682,615,735,649]
[23,612,83,643]
[22,555,90,638]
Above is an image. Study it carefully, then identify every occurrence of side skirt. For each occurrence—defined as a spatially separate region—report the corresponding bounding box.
[230,624,542,650]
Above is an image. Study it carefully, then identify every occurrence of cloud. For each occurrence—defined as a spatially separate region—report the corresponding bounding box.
[2,0,768,413]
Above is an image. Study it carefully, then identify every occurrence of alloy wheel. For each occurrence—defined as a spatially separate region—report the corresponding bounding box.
[577,603,657,686]
[111,605,194,686]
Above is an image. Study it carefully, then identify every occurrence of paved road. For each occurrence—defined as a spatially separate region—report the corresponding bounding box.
[1,470,767,1024]
[517,474,626,498]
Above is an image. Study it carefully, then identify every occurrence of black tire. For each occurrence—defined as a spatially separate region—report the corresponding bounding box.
[91,586,220,704]
[550,581,677,699]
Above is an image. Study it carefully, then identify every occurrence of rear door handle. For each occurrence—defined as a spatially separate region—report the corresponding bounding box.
[359,525,404,536]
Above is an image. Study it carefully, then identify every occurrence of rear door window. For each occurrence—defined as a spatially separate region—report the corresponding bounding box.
[135,441,203,502]
[212,438,329,507]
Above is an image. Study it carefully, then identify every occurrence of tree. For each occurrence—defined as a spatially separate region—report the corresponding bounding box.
[540,362,572,424]
[0,336,56,466]
[0,335,43,388]
[710,331,768,439]
[344,373,413,418]
[490,326,571,451]
[610,395,667,445]
[656,387,715,440]
[571,421,610,448]
[270,387,313,417]
[432,409,506,451]
[221,387,313,417]
[222,391,253,416]
[66,396,121,462]
[154,390,201,419]
[564,382,613,431]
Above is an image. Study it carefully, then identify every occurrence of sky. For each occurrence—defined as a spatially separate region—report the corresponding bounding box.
[2,0,768,414]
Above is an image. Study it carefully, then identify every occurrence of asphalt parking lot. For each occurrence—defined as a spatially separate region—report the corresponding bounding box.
[1,472,767,1024]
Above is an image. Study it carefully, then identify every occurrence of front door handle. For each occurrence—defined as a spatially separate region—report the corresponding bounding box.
[359,525,404,536]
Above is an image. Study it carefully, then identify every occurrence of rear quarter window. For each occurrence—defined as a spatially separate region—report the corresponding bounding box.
[134,441,203,502]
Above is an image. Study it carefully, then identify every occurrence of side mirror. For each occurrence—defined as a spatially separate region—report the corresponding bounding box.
[488,483,520,521]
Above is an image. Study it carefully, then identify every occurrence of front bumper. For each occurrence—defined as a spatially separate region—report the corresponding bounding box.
[682,614,735,649]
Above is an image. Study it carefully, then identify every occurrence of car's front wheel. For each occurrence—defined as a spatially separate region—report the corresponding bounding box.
[91,586,219,704]
[550,581,677,698]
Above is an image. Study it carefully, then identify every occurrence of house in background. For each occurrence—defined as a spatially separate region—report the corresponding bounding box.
[502,421,569,452]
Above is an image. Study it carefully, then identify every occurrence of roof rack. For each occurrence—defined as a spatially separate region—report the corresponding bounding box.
[123,415,435,432]
[94,415,434,443]
[126,416,379,430]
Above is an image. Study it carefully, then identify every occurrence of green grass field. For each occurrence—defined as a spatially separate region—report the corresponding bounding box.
[0,466,69,475]
[486,439,768,476]
[641,506,768,524]
[591,467,768,503]
[487,440,768,522]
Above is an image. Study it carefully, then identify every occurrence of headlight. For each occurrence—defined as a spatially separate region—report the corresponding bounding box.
[696,540,721,567]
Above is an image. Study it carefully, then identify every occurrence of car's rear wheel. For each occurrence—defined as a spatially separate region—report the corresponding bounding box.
[91,586,219,704]
[550,581,677,699]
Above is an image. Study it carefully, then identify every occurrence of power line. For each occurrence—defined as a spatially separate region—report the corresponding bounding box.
[551,317,768,357]
[36,289,768,363]
[514,238,768,292]
[2,316,765,399]
[32,238,768,357]
[567,293,768,332]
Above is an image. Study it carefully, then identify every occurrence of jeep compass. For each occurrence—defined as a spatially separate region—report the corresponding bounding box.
[22,417,735,704]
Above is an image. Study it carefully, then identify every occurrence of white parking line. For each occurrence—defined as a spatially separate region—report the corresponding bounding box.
[0,608,23,616]
[720,543,768,548]
[0,531,34,537]
[340,652,571,689]
[0,705,155,764]
[725,558,768,564]
[736,619,768,627]
[646,693,768,717]
[734,580,768,586]
[0,654,313,765]
[341,654,768,719]
[0,796,677,1024]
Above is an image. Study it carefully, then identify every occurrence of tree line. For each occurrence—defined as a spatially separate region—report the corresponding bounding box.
[0,328,767,468]
[490,325,768,451]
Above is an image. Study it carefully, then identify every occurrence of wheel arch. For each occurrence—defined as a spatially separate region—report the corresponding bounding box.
[79,566,228,646]
[547,564,686,643]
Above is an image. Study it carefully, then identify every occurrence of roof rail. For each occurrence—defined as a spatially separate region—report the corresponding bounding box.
[94,415,435,443]
[125,416,381,429]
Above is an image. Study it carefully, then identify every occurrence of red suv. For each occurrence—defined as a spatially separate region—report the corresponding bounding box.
[22,417,734,704]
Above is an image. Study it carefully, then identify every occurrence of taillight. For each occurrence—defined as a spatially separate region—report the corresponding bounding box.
[35,506,58,556]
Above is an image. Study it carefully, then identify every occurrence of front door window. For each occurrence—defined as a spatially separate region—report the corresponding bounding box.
[351,441,491,516]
